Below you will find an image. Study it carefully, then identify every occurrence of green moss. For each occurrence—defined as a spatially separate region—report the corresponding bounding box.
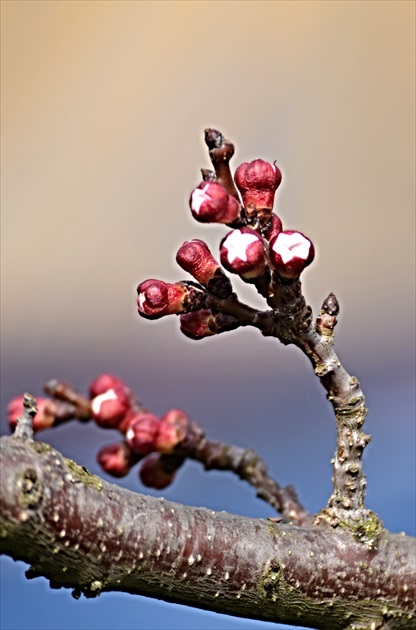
[32,441,54,455]
[31,441,103,491]
[64,458,103,491]
[339,512,384,549]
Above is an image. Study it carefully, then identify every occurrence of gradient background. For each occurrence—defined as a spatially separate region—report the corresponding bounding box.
[1,2,415,629]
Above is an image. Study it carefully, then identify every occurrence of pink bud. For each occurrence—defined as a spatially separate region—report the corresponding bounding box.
[89,374,129,399]
[155,421,186,453]
[125,413,161,455]
[91,384,131,429]
[97,442,135,478]
[180,310,239,340]
[161,408,190,430]
[269,230,315,280]
[189,181,240,224]
[264,213,283,241]
[7,396,57,433]
[137,279,188,319]
[179,309,216,340]
[176,239,220,284]
[220,227,266,279]
[139,454,176,490]
[234,159,282,212]
[176,240,233,298]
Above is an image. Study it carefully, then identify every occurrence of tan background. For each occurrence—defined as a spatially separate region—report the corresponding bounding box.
[1,2,415,628]
[2,0,414,368]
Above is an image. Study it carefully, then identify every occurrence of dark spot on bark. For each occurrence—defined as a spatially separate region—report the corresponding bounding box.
[20,468,43,509]
[261,559,282,599]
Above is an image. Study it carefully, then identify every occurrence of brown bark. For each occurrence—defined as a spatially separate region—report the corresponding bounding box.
[1,433,415,630]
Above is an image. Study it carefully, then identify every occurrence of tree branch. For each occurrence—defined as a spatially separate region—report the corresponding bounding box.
[1,434,414,630]
[12,382,310,525]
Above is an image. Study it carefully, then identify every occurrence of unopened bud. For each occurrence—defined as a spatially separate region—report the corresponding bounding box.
[8,396,57,433]
[176,239,233,298]
[137,280,202,319]
[220,227,266,279]
[161,408,190,430]
[189,181,240,224]
[269,230,315,280]
[234,159,282,218]
[155,422,186,453]
[89,374,129,399]
[322,292,339,317]
[180,310,239,340]
[125,413,161,455]
[155,409,189,452]
[91,385,131,429]
[97,442,136,478]
[139,454,176,490]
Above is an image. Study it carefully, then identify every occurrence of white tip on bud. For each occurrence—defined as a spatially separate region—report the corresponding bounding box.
[91,389,118,415]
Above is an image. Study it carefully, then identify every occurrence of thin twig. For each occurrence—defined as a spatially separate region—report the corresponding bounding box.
[14,393,37,441]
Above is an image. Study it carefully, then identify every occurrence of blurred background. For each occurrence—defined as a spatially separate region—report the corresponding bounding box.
[1,2,414,629]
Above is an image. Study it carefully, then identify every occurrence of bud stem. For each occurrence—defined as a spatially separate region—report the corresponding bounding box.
[204,128,241,201]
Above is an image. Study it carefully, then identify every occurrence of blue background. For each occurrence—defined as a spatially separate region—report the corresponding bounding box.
[1,2,414,629]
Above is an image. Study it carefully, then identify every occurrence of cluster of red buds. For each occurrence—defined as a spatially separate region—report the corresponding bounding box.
[89,375,190,487]
[8,374,192,491]
[136,128,315,338]
[8,129,317,494]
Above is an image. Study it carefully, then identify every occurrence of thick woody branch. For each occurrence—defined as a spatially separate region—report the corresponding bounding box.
[1,435,414,630]
[19,383,308,524]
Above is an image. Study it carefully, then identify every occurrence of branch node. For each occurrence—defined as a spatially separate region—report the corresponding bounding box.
[322,292,339,316]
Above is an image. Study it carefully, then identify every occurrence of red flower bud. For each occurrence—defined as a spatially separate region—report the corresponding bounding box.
[264,213,283,241]
[89,374,129,399]
[179,309,216,339]
[220,227,266,279]
[180,310,239,340]
[139,454,176,490]
[97,442,135,478]
[125,413,161,455]
[269,230,315,280]
[161,408,190,430]
[91,384,131,429]
[234,159,282,213]
[176,239,233,298]
[155,421,186,453]
[137,279,188,319]
[176,239,220,284]
[7,396,57,433]
[189,181,240,224]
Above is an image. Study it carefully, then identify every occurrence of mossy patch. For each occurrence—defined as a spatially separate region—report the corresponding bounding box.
[339,511,384,549]
[64,458,103,491]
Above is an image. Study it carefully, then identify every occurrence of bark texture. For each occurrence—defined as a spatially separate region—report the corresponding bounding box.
[1,433,415,630]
